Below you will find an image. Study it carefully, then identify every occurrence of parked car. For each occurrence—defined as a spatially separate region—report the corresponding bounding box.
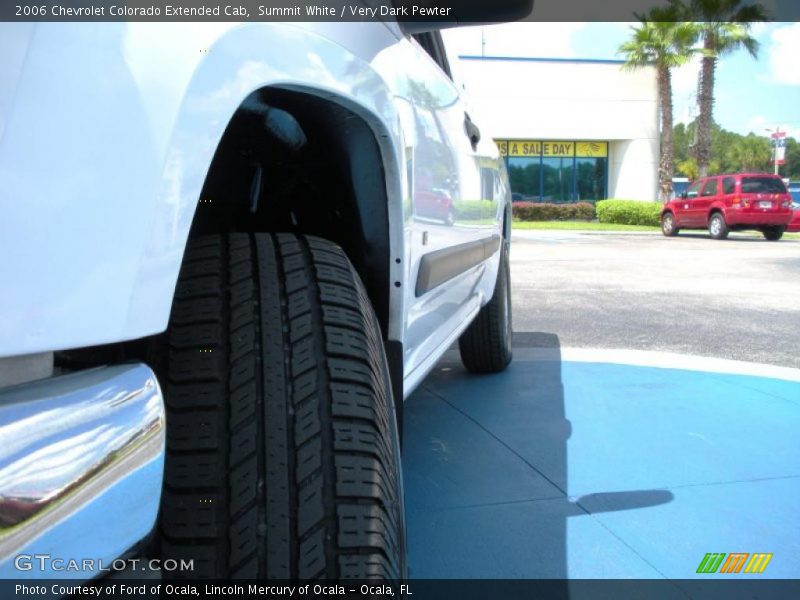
[788,184,800,232]
[0,5,531,582]
[661,173,793,240]
[416,186,456,225]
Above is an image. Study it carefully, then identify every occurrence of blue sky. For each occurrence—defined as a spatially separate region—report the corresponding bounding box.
[444,22,800,140]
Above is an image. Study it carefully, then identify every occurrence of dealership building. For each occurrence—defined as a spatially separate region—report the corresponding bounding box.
[456,56,659,202]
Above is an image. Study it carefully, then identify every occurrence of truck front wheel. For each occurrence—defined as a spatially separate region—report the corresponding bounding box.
[458,239,513,373]
[153,233,405,579]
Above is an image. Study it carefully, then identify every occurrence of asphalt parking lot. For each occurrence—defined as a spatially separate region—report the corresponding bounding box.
[509,230,800,368]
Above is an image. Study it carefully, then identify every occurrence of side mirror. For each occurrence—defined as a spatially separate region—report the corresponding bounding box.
[395,0,534,33]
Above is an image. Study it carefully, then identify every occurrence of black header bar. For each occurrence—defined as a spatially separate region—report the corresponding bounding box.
[3,0,799,23]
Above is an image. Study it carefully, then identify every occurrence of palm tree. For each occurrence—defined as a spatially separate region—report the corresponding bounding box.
[619,12,697,201]
[726,134,772,172]
[671,0,767,177]
[676,156,720,180]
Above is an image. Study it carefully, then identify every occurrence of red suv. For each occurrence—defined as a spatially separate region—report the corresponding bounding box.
[661,173,793,240]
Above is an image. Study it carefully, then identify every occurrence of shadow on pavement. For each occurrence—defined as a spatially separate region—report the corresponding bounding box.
[403,332,673,583]
[673,233,772,242]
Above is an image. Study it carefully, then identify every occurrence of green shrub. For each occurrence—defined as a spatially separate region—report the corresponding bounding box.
[453,199,497,220]
[595,199,661,226]
[571,202,596,220]
[512,202,596,221]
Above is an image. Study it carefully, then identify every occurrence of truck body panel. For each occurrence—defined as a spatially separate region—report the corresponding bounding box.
[0,23,506,398]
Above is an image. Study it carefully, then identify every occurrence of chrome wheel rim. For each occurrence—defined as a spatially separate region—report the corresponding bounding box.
[710,217,721,236]
[663,215,673,233]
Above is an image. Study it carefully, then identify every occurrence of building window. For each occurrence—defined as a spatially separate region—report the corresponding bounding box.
[576,157,607,201]
[507,156,541,201]
[543,156,573,201]
[498,140,608,203]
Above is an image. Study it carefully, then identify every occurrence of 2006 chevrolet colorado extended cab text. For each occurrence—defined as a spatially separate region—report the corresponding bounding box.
[0,2,531,581]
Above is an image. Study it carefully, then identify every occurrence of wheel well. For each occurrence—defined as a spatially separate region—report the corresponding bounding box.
[54,88,397,374]
[191,87,392,338]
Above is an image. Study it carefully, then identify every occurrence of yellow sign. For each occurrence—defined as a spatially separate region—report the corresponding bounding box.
[506,140,574,157]
[496,140,607,159]
[576,141,608,158]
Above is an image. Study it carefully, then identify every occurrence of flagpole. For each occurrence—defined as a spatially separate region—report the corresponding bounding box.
[774,128,779,175]
[766,127,782,176]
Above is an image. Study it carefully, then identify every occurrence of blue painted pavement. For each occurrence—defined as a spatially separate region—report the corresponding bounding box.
[403,348,800,582]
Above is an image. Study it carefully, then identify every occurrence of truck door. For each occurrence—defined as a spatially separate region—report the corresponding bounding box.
[696,177,719,226]
[720,176,736,209]
[680,179,703,226]
[395,31,504,380]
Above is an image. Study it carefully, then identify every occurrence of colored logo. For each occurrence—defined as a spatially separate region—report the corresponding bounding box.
[696,552,772,574]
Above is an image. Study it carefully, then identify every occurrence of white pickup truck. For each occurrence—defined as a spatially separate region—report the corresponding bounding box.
[0,4,527,581]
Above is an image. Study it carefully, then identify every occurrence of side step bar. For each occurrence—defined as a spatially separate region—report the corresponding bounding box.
[0,364,165,578]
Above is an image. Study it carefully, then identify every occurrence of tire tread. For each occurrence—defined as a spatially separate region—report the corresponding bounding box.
[156,233,403,580]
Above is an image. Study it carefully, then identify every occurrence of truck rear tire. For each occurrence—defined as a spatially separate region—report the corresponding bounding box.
[708,212,729,240]
[154,233,405,579]
[762,226,784,241]
[458,239,513,373]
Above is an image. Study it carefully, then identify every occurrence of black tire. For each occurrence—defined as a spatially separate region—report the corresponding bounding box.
[458,239,513,373]
[154,233,405,580]
[708,212,729,240]
[661,212,679,237]
[762,226,784,241]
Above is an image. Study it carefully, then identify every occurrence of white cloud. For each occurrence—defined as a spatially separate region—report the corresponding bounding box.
[671,55,701,124]
[442,23,585,60]
[744,116,800,140]
[745,115,767,134]
[672,55,701,97]
[768,23,800,85]
[748,21,771,39]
